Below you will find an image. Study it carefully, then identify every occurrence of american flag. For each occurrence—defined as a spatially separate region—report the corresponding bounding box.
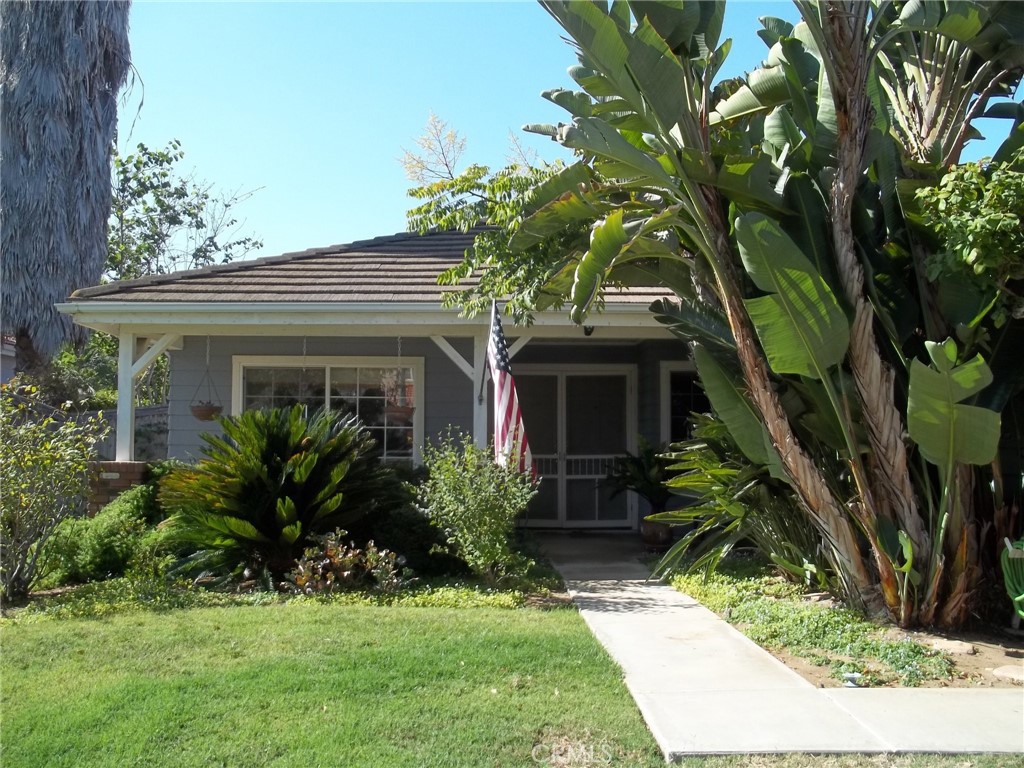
[488,302,534,475]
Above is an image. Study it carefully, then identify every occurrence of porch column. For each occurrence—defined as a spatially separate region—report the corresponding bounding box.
[114,332,182,461]
[472,332,489,448]
[115,331,135,461]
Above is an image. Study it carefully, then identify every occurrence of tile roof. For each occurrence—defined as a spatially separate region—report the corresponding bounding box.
[69,229,665,305]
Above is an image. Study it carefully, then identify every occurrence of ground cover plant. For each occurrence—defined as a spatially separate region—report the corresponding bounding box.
[671,554,957,687]
[1,603,664,768]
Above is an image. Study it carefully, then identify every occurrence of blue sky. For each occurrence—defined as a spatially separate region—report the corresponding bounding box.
[118,1,1015,261]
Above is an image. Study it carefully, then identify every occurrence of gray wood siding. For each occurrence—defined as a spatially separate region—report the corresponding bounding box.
[167,335,474,460]
[166,335,690,462]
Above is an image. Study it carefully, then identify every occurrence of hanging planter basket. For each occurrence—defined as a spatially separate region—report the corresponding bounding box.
[190,337,224,422]
[190,402,223,421]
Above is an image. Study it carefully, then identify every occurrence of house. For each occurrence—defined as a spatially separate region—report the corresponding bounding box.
[1,336,15,383]
[57,229,708,529]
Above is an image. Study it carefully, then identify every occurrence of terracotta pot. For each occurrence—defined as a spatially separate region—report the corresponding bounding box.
[190,403,223,421]
[640,519,673,552]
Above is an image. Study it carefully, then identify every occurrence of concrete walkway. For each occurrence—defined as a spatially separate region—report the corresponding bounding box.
[538,533,1024,761]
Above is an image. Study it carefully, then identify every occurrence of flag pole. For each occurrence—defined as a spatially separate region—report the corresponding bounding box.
[479,301,496,405]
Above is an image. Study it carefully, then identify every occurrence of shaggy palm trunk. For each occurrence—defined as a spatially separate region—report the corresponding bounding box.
[1,1,131,367]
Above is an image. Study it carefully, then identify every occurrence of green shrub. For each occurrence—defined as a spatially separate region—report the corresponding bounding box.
[285,529,404,595]
[351,504,470,578]
[158,406,404,579]
[418,432,537,584]
[43,487,150,585]
[1,383,108,601]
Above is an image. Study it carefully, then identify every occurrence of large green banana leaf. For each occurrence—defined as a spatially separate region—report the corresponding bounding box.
[907,338,1001,468]
[570,210,629,323]
[541,88,593,119]
[540,1,689,137]
[651,297,736,356]
[692,344,785,480]
[735,212,850,379]
[526,117,679,193]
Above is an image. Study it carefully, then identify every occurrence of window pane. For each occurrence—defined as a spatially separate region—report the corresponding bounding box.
[329,397,357,417]
[244,362,417,461]
[360,398,386,427]
[384,402,415,427]
[330,368,358,397]
[383,428,413,456]
[245,369,274,397]
[669,371,710,442]
[358,368,389,397]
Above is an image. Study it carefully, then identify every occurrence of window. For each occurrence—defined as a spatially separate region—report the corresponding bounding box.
[660,362,711,444]
[233,356,423,462]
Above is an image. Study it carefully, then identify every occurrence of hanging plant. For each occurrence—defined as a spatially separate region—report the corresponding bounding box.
[190,336,223,421]
[190,402,223,421]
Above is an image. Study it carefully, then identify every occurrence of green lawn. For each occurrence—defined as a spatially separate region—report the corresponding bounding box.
[3,601,1019,768]
[1,603,663,767]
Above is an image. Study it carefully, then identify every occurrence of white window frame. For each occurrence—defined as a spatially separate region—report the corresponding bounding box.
[659,360,698,446]
[232,355,426,463]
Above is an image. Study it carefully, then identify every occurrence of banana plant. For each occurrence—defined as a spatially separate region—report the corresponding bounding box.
[507,0,1024,627]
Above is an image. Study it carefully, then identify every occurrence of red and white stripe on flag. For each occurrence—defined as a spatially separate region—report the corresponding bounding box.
[487,302,534,475]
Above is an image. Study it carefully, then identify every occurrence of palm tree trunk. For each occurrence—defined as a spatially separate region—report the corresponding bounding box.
[1,1,131,366]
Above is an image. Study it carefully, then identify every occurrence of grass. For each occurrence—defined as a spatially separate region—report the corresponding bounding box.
[3,580,1018,767]
[1,602,664,767]
[670,554,955,687]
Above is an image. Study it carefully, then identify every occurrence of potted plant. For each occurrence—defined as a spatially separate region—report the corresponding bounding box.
[606,438,676,551]
[190,401,223,421]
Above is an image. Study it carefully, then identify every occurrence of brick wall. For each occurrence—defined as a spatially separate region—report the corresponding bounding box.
[88,461,149,515]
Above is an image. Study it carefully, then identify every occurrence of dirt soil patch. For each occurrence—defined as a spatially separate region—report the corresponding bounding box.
[768,625,1024,688]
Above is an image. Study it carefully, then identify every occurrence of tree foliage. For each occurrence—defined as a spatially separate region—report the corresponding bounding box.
[916,147,1024,325]
[22,140,263,409]
[411,1,1024,627]
[108,140,262,280]
[404,114,586,325]
[0,1,132,371]
[0,384,108,601]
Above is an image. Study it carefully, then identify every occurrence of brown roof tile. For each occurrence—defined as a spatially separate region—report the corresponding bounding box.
[70,228,666,305]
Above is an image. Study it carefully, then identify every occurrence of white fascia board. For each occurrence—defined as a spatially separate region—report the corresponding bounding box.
[55,300,672,339]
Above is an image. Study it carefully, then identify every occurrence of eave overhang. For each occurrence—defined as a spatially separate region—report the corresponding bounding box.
[55,300,674,341]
